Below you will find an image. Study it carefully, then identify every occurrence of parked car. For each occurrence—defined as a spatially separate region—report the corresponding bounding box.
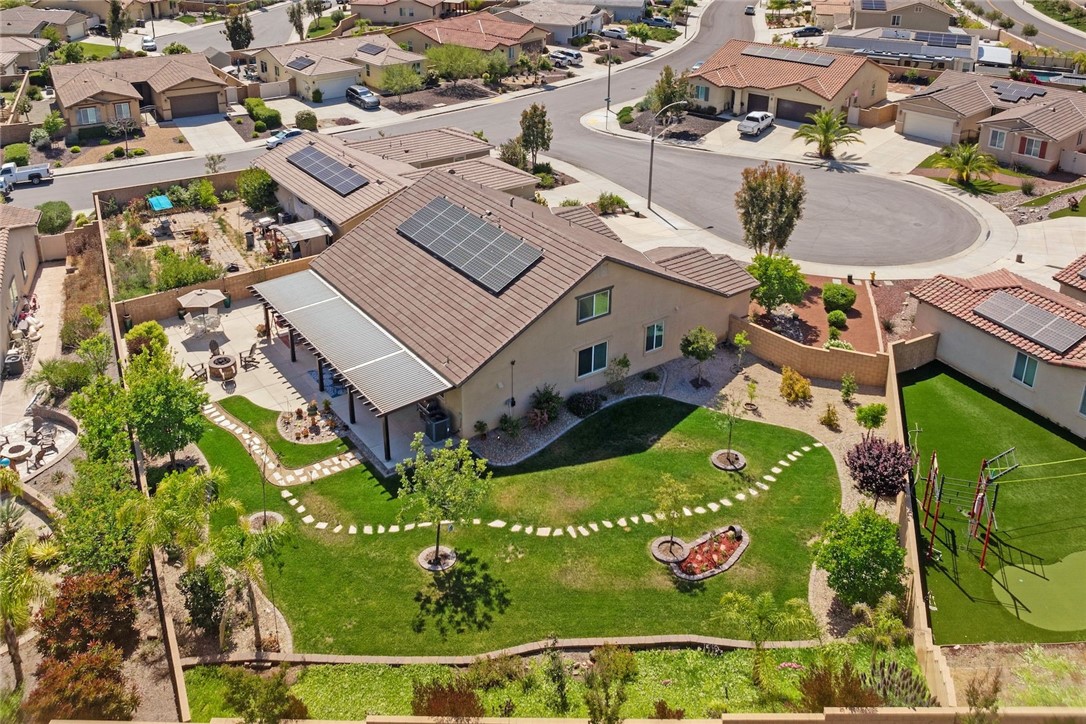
[547,51,569,68]
[737,111,774,136]
[90,23,108,36]
[141,35,157,51]
[346,85,380,109]
[554,48,583,65]
[690,60,704,72]
[265,128,306,149]
[793,26,824,37]
[744,5,756,14]
[644,15,674,27]
[0,161,52,186]
[599,26,627,39]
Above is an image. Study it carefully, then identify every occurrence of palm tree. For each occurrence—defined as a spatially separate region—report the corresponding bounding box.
[0,529,55,689]
[714,592,819,694]
[1072,51,1086,74]
[211,518,293,650]
[792,109,863,159]
[933,143,998,184]
[850,593,909,669]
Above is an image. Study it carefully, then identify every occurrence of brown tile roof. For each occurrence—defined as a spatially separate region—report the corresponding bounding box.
[1053,254,1086,295]
[2,36,49,53]
[1,5,88,26]
[309,172,750,385]
[394,12,538,52]
[401,157,538,194]
[911,271,1086,368]
[262,33,424,73]
[979,95,1086,142]
[852,0,954,14]
[551,204,622,242]
[253,134,417,229]
[51,53,225,108]
[0,204,41,230]
[345,127,492,168]
[690,39,883,101]
[352,0,444,6]
[643,247,758,298]
[498,1,603,27]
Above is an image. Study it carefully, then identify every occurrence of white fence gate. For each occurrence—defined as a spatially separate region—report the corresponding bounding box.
[258,81,291,100]
[1059,149,1086,175]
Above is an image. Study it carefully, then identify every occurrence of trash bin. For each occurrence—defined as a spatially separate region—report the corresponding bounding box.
[245,231,255,250]
[123,313,133,332]
[224,292,232,309]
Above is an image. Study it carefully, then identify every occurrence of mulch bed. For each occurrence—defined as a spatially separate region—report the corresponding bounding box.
[751,275,882,354]
[228,114,273,142]
[588,38,651,64]
[385,81,498,114]
[869,279,921,346]
[911,166,1083,225]
[621,110,725,143]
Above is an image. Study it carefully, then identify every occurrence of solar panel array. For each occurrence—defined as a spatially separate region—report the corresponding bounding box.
[913,31,971,47]
[358,42,384,55]
[741,45,834,67]
[287,146,370,197]
[397,197,543,294]
[860,0,886,9]
[989,80,1047,103]
[286,56,315,71]
[974,291,1086,354]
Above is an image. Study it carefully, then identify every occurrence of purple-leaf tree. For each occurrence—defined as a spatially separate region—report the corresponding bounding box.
[845,436,912,509]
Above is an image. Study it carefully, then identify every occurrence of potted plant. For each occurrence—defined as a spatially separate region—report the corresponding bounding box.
[322,398,332,414]
[474,420,488,440]
[307,399,319,424]
[256,323,268,337]
[295,407,304,420]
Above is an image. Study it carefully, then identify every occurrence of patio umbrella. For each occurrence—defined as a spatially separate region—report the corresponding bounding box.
[177,288,227,310]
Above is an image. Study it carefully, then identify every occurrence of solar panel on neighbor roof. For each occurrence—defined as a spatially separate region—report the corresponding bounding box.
[974,291,1086,354]
[286,145,369,197]
[358,42,384,55]
[741,45,834,67]
[397,197,543,294]
[861,0,886,9]
[286,56,315,71]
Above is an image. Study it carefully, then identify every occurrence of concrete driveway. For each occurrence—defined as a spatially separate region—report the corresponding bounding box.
[174,114,260,154]
[264,96,400,128]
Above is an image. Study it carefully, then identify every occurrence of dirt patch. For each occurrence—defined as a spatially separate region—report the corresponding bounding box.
[30,124,191,168]
[943,642,1086,706]
[751,275,881,354]
[622,109,726,143]
[385,80,499,114]
[911,165,1083,225]
[870,279,921,346]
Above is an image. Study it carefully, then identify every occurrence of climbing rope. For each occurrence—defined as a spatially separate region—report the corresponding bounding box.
[1014,455,1086,469]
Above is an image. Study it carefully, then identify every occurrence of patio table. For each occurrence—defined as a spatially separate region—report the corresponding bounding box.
[209,355,237,381]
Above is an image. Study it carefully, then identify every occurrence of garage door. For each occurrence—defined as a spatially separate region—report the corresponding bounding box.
[902,112,955,144]
[316,74,356,100]
[170,92,220,118]
[776,99,821,122]
[747,94,770,112]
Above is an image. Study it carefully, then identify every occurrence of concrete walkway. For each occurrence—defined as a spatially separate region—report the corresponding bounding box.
[0,263,65,428]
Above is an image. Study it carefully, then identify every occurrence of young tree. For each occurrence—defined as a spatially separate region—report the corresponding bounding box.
[107,0,127,51]
[75,332,113,377]
[24,645,139,722]
[960,669,1002,724]
[816,506,905,608]
[734,162,807,255]
[425,44,487,86]
[733,330,751,371]
[485,50,510,84]
[222,11,255,49]
[305,0,323,20]
[55,461,142,574]
[382,63,423,103]
[287,0,305,40]
[41,25,62,50]
[627,22,651,54]
[854,402,888,437]
[498,135,529,170]
[715,592,817,694]
[1022,23,1038,37]
[35,571,137,661]
[653,473,694,551]
[177,563,227,635]
[211,519,293,649]
[0,529,55,688]
[584,644,638,724]
[13,94,32,122]
[123,320,169,358]
[57,41,85,64]
[125,348,209,465]
[42,110,65,141]
[792,109,863,159]
[680,325,717,387]
[933,143,998,184]
[840,371,858,404]
[849,593,909,669]
[106,116,139,156]
[396,434,493,566]
[747,253,808,313]
[716,393,745,461]
[520,102,553,168]
[649,65,690,123]
[844,435,911,508]
[222,663,308,724]
[69,377,130,463]
[237,168,279,211]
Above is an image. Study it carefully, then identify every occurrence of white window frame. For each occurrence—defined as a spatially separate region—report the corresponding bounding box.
[989,129,1005,151]
[75,106,99,125]
[19,252,27,281]
[576,288,611,324]
[1022,137,1043,158]
[577,341,608,378]
[1079,386,1086,418]
[1012,351,1038,388]
[890,14,901,25]
[114,102,131,120]
[695,85,709,102]
[645,322,664,353]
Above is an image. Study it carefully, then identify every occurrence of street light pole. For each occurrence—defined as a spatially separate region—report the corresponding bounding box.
[604,53,612,129]
[647,100,688,211]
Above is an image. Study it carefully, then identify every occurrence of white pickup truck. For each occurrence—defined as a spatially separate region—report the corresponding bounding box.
[0,161,53,187]
[737,111,774,137]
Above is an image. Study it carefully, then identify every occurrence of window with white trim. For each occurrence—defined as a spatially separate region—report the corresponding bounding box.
[577,341,608,377]
[576,288,611,323]
[1012,352,1037,388]
[989,129,1005,150]
[19,252,27,281]
[1022,137,1043,157]
[75,106,99,125]
[114,102,131,119]
[645,322,664,352]
[694,85,709,102]
[1080,386,1086,417]
[891,14,901,25]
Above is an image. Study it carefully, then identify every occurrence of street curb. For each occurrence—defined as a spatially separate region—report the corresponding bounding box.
[52,150,198,177]
[1008,0,1086,42]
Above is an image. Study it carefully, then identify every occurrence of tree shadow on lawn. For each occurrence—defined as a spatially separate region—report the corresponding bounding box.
[412,549,512,639]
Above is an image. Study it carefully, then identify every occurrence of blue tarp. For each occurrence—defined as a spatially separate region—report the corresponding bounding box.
[148,195,174,212]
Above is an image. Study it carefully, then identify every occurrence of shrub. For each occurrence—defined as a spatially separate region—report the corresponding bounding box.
[237,167,279,211]
[71,145,81,153]
[24,358,92,400]
[462,654,525,690]
[865,659,938,707]
[254,120,267,133]
[24,645,139,722]
[36,200,73,234]
[815,505,906,606]
[828,326,841,341]
[822,282,857,312]
[100,139,110,146]
[1020,178,1036,196]
[77,125,110,141]
[642,369,659,382]
[112,145,125,159]
[845,435,910,508]
[222,664,308,724]
[818,403,839,431]
[36,571,137,661]
[529,382,563,420]
[559,198,581,206]
[153,247,223,292]
[243,96,266,116]
[526,407,549,431]
[331,8,345,23]
[178,564,226,635]
[823,339,854,350]
[567,391,604,418]
[412,678,484,717]
[27,85,43,101]
[654,700,686,719]
[473,420,488,437]
[605,353,631,393]
[827,310,847,329]
[881,317,895,333]
[251,131,259,138]
[295,109,318,131]
[60,304,103,351]
[312,87,323,103]
[616,105,634,123]
[597,191,629,214]
[187,178,219,210]
[840,372,857,403]
[796,660,884,711]
[779,366,812,403]
[499,413,521,439]
[536,172,556,189]
[30,127,50,149]
[132,148,147,156]
[855,402,888,434]
[3,143,30,167]
[124,321,168,358]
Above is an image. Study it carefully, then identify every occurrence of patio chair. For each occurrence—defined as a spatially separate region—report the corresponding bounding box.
[38,426,56,447]
[39,437,58,457]
[188,362,208,382]
[205,315,222,332]
[24,416,43,442]
[25,449,46,474]
[209,340,221,356]
[240,343,259,370]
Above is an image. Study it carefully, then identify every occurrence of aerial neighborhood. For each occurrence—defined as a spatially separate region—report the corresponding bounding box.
[3,0,1086,719]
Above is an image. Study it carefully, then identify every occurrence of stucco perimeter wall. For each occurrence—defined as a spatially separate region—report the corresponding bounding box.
[728,316,889,388]
[94,170,243,209]
[359,710,1086,723]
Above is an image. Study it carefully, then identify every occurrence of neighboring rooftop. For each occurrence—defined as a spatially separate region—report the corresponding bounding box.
[1054,254,1086,296]
[643,247,759,299]
[825,27,976,63]
[0,205,41,294]
[498,1,603,26]
[551,204,622,243]
[345,127,493,167]
[394,12,540,51]
[1,36,50,53]
[0,5,88,34]
[852,0,954,15]
[400,157,538,194]
[256,33,424,72]
[50,53,226,107]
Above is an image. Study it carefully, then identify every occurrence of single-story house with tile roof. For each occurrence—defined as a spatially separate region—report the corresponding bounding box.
[975,93,1086,175]
[687,39,889,120]
[386,11,548,61]
[550,0,642,22]
[245,33,426,99]
[849,0,955,32]
[1054,254,1086,305]
[494,1,606,45]
[345,126,493,168]
[0,5,89,39]
[34,0,170,23]
[1,204,43,359]
[0,36,50,74]
[50,53,229,129]
[349,0,466,26]
[823,27,979,73]
[910,270,1086,438]
[813,0,853,30]
[400,156,539,198]
[250,171,756,462]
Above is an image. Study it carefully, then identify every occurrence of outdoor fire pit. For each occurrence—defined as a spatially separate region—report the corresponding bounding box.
[209,355,237,381]
[0,442,32,464]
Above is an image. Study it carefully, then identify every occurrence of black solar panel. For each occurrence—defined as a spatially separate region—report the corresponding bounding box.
[397,197,543,294]
[286,146,369,197]
[915,32,962,48]
[990,80,1047,102]
[358,42,384,55]
[974,291,1086,354]
[861,0,886,9]
[287,56,315,70]
[741,45,834,67]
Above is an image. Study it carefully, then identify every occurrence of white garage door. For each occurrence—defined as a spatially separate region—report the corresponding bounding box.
[315,74,356,100]
[902,112,955,144]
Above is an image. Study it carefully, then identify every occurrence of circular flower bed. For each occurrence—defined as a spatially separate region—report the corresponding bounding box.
[649,535,689,564]
[277,400,347,444]
[711,449,747,471]
[247,511,284,532]
[671,525,750,582]
[417,545,457,572]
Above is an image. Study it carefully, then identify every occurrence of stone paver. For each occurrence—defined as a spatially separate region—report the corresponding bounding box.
[315,521,328,530]
[301,515,314,524]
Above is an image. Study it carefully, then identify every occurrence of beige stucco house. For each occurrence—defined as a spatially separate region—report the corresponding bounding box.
[1054,255,1086,305]
[0,5,89,39]
[34,0,171,23]
[494,1,606,45]
[688,39,888,121]
[850,0,955,31]
[0,37,50,75]
[386,11,548,61]
[1,205,42,362]
[910,270,1086,439]
[349,0,465,25]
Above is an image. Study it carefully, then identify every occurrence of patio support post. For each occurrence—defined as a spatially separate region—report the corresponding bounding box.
[317,358,325,392]
[382,415,391,461]
[348,391,356,424]
[289,329,296,362]
[263,305,271,342]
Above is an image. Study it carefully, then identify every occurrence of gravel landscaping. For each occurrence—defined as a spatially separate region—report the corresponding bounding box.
[29,124,191,168]
[622,109,726,144]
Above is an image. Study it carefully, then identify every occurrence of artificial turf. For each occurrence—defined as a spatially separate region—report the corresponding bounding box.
[900,363,1086,645]
[199,397,840,656]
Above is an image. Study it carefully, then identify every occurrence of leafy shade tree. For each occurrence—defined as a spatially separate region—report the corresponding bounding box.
[287,0,305,40]
[498,135,529,171]
[933,143,998,184]
[850,593,909,668]
[649,65,690,122]
[734,162,807,255]
[222,11,255,50]
[653,473,694,552]
[42,110,65,141]
[844,435,911,508]
[519,103,553,168]
[714,592,818,694]
[125,342,208,465]
[855,402,888,437]
[124,320,169,358]
[747,253,808,313]
[680,325,716,387]
[381,63,423,103]
[57,41,85,64]
[24,645,139,723]
[163,41,190,54]
[237,168,279,212]
[627,22,651,54]
[55,461,142,574]
[222,663,308,724]
[396,433,494,566]
[35,571,137,661]
[0,529,55,689]
[69,377,130,463]
[75,332,113,377]
[107,0,127,51]
[584,644,638,724]
[792,109,863,159]
[815,506,905,607]
[41,25,62,50]
[425,44,487,86]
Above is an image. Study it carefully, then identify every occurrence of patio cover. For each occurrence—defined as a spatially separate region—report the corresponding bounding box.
[273,219,332,245]
[250,270,451,416]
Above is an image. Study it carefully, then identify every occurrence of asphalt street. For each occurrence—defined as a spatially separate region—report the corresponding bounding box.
[979,0,1086,52]
[156,1,296,52]
[15,0,981,267]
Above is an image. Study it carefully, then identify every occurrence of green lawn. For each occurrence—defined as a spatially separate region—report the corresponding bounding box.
[1021,182,1086,207]
[177,13,198,24]
[1027,0,1086,30]
[900,363,1086,645]
[917,151,1032,179]
[935,177,1018,195]
[217,396,349,469]
[306,17,335,37]
[1050,203,1086,219]
[200,397,840,656]
[76,41,119,60]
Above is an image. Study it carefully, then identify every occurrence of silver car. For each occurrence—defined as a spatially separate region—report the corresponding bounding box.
[346,85,380,109]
